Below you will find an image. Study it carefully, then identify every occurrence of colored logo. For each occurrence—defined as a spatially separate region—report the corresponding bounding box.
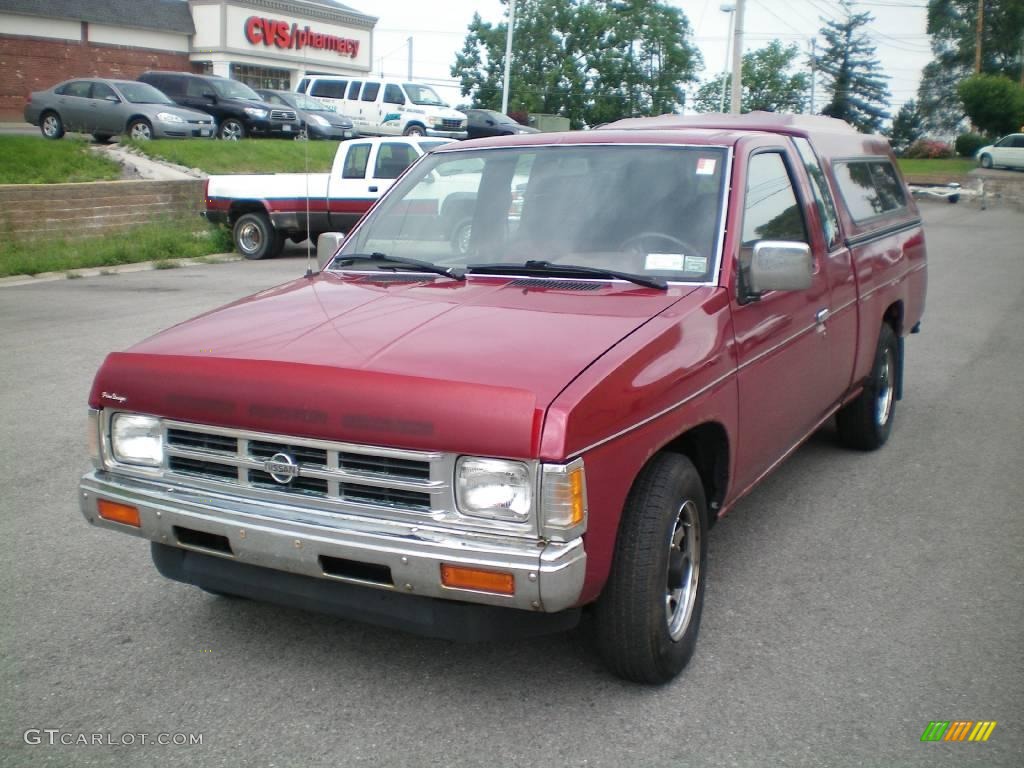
[921,721,997,742]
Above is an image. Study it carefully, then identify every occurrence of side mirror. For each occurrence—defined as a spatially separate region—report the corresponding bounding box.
[747,241,813,294]
[316,232,345,272]
[203,92,217,103]
[104,95,120,103]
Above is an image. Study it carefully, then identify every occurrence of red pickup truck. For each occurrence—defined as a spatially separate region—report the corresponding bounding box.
[80,113,926,684]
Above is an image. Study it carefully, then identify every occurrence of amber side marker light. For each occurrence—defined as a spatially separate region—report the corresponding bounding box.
[440,564,515,595]
[97,499,141,528]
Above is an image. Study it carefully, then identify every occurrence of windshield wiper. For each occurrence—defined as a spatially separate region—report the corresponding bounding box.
[466,260,667,290]
[331,252,465,281]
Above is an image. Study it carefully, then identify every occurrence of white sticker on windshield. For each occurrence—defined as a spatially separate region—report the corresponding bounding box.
[696,158,716,175]
[645,252,685,271]
[684,255,708,273]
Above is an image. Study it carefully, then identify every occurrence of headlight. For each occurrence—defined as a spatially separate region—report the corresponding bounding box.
[310,114,330,127]
[110,414,163,467]
[156,112,185,124]
[540,459,588,538]
[456,457,531,521]
[244,107,268,118]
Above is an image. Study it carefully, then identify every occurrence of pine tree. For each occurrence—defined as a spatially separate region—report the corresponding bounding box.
[886,100,924,155]
[816,1,891,132]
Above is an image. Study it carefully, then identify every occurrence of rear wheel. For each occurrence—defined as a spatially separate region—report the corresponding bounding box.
[450,219,472,255]
[40,112,64,139]
[233,212,285,260]
[836,323,898,450]
[594,453,708,684]
[128,119,153,141]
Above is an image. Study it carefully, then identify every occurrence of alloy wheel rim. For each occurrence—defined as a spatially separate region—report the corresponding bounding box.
[222,123,241,140]
[43,116,58,136]
[131,123,151,140]
[666,499,701,641]
[876,348,895,426]
[238,223,262,254]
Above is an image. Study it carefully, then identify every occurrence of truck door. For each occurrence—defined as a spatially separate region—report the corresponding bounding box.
[327,141,373,231]
[729,143,836,489]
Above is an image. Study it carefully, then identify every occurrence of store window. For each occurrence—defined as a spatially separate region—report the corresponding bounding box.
[233,65,291,91]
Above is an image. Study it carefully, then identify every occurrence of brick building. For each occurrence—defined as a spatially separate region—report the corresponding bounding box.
[0,0,376,121]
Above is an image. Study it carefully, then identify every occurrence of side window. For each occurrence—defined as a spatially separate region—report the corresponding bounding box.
[311,80,346,99]
[186,79,214,98]
[342,143,371,179]
[374,143,419,179]
[155,77,181,96]
[296,78,309,93]
[792,137,840,250]
[361,82,381,102]
[995,136,1012,147]
[347,81,362,100]
[741,152,808,245]
[65,81,92,98]
[1013,136,1024,148]
[833,160,907,222]
[383,84,404,105]
[90,83,117,101]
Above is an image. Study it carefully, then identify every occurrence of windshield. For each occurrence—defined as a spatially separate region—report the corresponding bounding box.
[210,79,262,101]
[403,84,446,106]
[338,145,727,283]
[481,110,516,125]
[115,82,173,105]
[289,92,333,111]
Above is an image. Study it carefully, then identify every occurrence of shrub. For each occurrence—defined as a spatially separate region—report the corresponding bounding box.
[904,139,954,159]
[954,132,986,157]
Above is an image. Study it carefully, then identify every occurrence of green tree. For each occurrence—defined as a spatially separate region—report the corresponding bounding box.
[692,41,808,113]
[450,0,701,128]
[957,73,1024,135]
[815,1,891,132]
[916,60,968,136]
[926,0,1024,80]
[886,100,925,155]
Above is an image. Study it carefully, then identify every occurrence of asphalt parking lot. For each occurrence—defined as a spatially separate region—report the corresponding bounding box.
[1,203,1021,767]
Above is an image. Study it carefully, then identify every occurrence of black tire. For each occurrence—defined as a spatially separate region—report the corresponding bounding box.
[92,133,113,144]
[594,453,709,684]
[127,119,153,141]
[979,153,993,169]
[836,323,898,451]
[40,111,64,140]
[450,218,472,255]
[403,123,426,136]
[219,119,246,141]
[233,212,285,260]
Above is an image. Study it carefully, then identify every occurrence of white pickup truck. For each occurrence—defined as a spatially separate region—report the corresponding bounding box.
[203,136,453,259]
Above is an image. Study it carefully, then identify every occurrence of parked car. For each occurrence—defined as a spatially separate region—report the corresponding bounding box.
[24,78,215,141]
[203,136,452,259]
[296,76,467,138]
[463,108,540,140]
[976,133,1024,169]
[137,72,300,140]
[254,89,357,141]
[79,113,927,684]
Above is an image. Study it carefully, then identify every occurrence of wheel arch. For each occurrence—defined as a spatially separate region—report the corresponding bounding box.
[125,114,152,129]
[883,300,904,335]
[228,200,271,226]
[657,421,730,525]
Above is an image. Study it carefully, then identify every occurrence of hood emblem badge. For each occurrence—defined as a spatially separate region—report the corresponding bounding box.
[101,391,127,403]
[264,452,299,484]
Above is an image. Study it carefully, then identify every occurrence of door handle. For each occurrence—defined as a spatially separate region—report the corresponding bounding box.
[815,308,830,324]
[368,185,378,192]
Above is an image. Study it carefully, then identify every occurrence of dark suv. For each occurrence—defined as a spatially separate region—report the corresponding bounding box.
[136,72,301,140]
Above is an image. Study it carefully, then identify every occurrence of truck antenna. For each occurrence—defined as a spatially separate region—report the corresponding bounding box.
[303,48,315,279]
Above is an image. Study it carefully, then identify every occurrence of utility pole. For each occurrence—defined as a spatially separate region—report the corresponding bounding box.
[501,0,517,114]
[719,4,736,113]
[730,0,746,114]
[974,0,984,73]
[809,37,816,114]
[407,36,413,80]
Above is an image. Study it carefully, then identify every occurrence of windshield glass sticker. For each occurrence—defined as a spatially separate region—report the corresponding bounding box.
[696,158,716,175]
[645,253,685,271]
[683,255,708,273]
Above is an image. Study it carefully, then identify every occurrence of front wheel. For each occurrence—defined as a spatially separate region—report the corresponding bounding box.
[127,119,153,141]
[219,119,245,141]
[233,212,285,260]
[594,453,708,684]
[403,123,426,136]
[979,153,993,169]
[836,323,898,450]
[40,112,64,139]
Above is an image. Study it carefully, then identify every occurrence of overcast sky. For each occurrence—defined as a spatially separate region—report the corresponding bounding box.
[358,0,932,119]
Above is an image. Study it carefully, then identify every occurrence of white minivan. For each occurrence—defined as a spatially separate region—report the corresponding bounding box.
[296,77,467,139]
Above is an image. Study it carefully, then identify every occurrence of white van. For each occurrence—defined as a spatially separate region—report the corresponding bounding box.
[296,77,467,139]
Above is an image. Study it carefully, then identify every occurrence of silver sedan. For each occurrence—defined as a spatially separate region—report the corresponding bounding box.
[24,78,216,141]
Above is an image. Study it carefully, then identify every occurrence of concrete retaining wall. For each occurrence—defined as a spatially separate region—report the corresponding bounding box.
[0,179,205,240]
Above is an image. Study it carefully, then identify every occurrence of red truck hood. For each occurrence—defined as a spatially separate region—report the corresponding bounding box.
[90,273,692,457]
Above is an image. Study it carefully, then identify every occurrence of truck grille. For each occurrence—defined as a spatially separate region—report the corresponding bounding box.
[162,421,440,515]
[441,118,464,130]
[270,109,297,122]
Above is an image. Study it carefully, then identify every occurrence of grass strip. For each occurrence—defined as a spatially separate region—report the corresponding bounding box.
[897,158,977,177]
[123,138,340,174]
[0,136,121,184]
[0,218,233,277]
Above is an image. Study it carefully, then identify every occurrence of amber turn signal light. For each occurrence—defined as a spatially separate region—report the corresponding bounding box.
[97,499,141,528]
[440,564,515,595]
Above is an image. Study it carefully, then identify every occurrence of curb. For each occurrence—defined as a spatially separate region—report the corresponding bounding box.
[0,253,241,288]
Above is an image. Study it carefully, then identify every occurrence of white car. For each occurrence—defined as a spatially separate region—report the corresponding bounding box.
[976,133,1024,170]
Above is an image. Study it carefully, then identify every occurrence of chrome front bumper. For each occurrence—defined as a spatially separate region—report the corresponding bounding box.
[79,470,586,613]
